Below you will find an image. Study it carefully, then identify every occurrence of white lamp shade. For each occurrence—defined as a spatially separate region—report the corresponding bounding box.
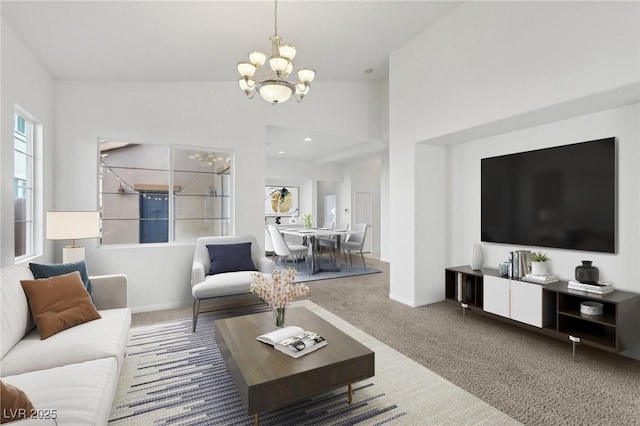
[258,81,293,103]
[238,78,256,92]
[237,62,256,77]
[279,44,296,61]
[46,211,100,241]
[283,61,294,78]
[249,50,267,67]
[295,83,310,96]
[297,68,316,83]
[269,56,289,73]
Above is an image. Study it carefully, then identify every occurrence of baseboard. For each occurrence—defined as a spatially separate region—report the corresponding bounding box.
[130,301,190,314]
[388,293,444,307]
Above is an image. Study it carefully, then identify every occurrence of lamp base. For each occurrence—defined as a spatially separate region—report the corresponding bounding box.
[63,246,85,263]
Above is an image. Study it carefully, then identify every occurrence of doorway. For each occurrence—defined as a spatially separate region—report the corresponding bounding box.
[354,191,373,253]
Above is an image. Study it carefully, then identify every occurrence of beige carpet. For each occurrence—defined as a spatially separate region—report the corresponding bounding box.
[132,257,640,425]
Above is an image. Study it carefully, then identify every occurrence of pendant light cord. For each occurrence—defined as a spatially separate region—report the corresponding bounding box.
[274,0,278,36]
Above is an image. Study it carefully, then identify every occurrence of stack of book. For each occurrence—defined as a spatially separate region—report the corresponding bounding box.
[568,280,613,295]
[522,273,559,284]
[508,250,532,279]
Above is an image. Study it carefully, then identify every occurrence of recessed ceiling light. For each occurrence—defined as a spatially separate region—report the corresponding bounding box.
[304,137,312,142]
[278,150,285,154]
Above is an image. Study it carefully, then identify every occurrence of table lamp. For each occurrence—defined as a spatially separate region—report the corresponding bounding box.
[46,211,100,263]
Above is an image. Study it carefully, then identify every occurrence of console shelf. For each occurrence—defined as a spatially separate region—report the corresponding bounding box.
[445,266,640,355]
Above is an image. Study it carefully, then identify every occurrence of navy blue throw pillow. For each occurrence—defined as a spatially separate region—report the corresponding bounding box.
[206,242,257,275]
[29,260,95,304]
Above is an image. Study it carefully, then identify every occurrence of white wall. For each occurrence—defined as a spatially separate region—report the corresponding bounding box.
[1,20,54,268]
[389,1,640,306]
[449,103,639,292]
[265,155,382,255]
[52,81,382,311]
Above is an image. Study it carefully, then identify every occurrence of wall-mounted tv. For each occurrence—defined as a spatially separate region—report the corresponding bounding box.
[481,137,616,253]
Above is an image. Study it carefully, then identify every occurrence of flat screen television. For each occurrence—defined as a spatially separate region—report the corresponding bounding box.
[481,137,616,253]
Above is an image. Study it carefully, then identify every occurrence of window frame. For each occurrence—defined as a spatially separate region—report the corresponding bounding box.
[14,108,42,262]
[98,140,233,246]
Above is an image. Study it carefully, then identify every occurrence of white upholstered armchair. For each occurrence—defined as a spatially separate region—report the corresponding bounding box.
[191,235,274,332]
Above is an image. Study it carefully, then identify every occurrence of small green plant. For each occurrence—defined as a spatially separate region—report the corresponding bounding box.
[532,251,550,262]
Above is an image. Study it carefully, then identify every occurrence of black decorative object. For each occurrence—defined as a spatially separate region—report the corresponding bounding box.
[575,260,599,284]
[275,216,281,225]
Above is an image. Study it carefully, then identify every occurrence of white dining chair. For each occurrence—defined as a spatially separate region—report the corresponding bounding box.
[317,221,344,260]
[264,226,275,258]
[267,225,309,269]
[342,222,368,269]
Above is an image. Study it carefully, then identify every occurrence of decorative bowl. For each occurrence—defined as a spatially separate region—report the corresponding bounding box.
[580,301,603,316]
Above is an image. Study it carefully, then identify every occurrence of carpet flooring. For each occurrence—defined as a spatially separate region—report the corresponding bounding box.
[111,300,516,425]
[129,257,640,425]
[304,258,640,426]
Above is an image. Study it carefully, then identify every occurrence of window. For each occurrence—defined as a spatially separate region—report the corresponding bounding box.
[99,141,231,245]
[14,113,34,259]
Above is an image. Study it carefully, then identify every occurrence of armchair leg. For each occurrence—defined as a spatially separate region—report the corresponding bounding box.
[192,299,201,332]
[359,249,367,269]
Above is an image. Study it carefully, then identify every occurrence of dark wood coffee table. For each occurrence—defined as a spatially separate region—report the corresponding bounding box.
[214,306,375,425]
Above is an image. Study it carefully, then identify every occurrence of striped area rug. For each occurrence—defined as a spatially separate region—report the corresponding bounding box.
[109,305,406,425]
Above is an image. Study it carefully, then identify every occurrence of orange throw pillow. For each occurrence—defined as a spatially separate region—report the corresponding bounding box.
[21,271,102,340]
[0,380,35,423]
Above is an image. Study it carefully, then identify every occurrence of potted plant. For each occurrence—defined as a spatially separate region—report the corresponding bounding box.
[531,251,550,276]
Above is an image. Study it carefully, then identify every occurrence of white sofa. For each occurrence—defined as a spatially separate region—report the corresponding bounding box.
[191,235,274,331]
[1,263,131,425]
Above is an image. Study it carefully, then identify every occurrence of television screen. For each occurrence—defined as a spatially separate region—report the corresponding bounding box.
[481,137,616,253]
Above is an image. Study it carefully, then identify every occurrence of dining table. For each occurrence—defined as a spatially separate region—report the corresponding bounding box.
[278,227,356,275]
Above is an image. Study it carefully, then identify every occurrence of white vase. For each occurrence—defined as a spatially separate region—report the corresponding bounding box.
[470,244,483,270]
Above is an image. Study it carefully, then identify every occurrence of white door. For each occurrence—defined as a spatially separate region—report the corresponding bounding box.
[324,194,336,226]
[354,192,372,253]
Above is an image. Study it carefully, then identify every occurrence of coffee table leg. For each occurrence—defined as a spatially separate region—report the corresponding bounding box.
[347,383,353,404]
[254,413,259,425]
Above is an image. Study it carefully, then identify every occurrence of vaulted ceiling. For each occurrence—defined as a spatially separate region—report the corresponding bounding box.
[2,1,462,161]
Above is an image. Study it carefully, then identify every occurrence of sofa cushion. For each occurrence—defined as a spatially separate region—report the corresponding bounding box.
[0,308,130,377]
[1,358,119,426]
[0,380,35,423]
[192,271,267,298]
[206,242,257,275]
[29,260,94,303]
[20,271,102,340]
[1,264,35,360]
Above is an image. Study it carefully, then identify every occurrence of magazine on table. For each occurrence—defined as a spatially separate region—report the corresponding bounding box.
[257,326,327,358]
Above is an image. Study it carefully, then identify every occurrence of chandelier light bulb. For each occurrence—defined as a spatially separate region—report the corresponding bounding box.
[279,44,297,61]
[258,81,293,104]
[283,62,293,78]
[249,51,267,67]
[238,78,256,93]
[237,62,256,78]
[295,83,310,97]
[269,56,289,74]
[297,68,316,83]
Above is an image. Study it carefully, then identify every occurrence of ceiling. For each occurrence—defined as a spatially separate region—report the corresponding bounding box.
[1,1,461,162]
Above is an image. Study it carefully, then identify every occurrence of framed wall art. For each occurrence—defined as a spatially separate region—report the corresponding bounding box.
[265,186,299,216]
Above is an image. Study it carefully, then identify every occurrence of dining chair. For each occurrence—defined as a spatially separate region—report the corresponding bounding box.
[342,222,368,269]
[267,225,309,269]
[264,226,275,258]
[318,222,347,260]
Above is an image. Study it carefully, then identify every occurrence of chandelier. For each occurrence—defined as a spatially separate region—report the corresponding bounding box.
[237,0,316,104]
